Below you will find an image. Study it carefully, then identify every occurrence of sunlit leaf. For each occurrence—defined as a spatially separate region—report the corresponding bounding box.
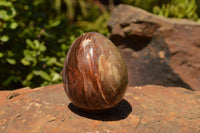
[6,58,16,65]
[0,52,3,58]
[33,40,40,49]
[1,35,9,42]
[0,1,12,7]
[38,43,46,52]
[33,70,51,81]
[23,72,34,86]
[0,7,16,21]
[49,19,60,27]
[21,58,31,66]
[24,50,36,59]
[51,72,60,82]
[10,22,18,29]
[39,71,51,81]
[61,43,70,51]
[46,57,57,65]
[26,39,35,49]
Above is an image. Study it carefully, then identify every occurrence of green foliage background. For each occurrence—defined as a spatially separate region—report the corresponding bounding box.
[0,0,200,90]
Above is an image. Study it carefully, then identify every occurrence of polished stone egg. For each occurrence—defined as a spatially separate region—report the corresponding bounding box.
[63,32,128,112]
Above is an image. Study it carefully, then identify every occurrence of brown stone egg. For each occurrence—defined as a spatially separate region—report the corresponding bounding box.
[63,32,128,112]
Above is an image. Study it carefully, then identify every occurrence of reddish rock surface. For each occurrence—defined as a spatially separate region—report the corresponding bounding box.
[0,84,200,133]
[108,4,200,90]
[1,5,200,133]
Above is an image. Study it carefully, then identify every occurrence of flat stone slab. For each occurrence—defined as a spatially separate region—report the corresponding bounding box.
[0,84,200,132]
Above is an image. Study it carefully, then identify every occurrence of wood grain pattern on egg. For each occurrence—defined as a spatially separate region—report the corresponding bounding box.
[63,32,128,112]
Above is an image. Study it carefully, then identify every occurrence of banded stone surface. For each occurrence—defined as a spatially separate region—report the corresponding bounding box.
[63,32,128,111]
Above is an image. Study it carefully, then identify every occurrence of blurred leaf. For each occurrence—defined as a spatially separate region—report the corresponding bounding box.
[0,1,12,7]
[61,43,70,51]
[10,22,18,29]
[54,0,61,13]
[40,71,51,81]
[54,61,63,67]
[6,58,16,65]
[21,58,31,66]
[51,71,60,82]
[3,76,18,87]
[48,19,60,27]
[38,42,46,52]
[33,40,40,49]
[0,7,17,21]
[46,57,57,65]
[78,0,88,18]
[24,50,36,59]
[1,35,9,42]
[0,52,3,58]
[23,72,34,86]
[33,70,51,81]
[26,39,35,49]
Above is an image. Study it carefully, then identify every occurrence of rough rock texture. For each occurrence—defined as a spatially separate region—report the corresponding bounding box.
[0,84,200,133]
[1,5,200,133]
[108,4,200,90]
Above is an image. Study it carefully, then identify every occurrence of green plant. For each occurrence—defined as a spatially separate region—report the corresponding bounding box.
[121,0,200,22]
[0,0,110,90]
[1,0,199,90]
[0,0,17,43]
[153,0,200,21]
[121,0,170,11]
[76,11,110,36]
[54,0,110,35]
[54,0,92,22]
[0,0,84,89]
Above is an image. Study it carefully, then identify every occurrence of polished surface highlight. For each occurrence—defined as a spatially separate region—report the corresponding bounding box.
[63,32,128,111]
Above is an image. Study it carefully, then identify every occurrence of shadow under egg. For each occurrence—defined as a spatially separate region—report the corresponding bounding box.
[68,99,132,121]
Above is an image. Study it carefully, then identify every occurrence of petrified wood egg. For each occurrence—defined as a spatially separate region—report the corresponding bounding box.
[63,32,128,112]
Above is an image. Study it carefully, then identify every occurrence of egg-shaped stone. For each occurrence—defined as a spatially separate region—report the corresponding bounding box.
[63,32,128,112]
